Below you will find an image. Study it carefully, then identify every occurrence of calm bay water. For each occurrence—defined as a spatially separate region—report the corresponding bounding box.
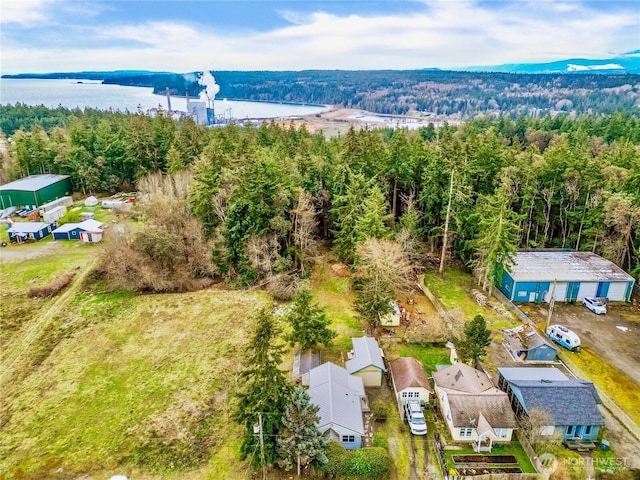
[0,78,328,119]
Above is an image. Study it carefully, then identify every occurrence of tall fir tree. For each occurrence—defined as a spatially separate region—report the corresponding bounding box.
[285,289,336,351]
[234,306,292,467]
[456,314,491,368]
[276,386,328,476]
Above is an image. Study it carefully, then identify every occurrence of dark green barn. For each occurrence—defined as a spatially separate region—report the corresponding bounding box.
[0,175,73,209]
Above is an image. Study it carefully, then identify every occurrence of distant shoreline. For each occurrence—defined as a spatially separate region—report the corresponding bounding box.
[152,91,327,109]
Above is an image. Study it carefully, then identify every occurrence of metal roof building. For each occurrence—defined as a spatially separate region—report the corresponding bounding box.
[497,251,635,303]
[0,175,73,209]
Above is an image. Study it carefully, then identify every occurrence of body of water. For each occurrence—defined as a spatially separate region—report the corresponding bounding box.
[0,78,328,119]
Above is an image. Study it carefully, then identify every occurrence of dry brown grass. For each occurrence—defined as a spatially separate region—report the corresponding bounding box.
[27,273,74,298]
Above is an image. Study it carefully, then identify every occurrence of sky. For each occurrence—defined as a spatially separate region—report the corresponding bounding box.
[1,0,639,73]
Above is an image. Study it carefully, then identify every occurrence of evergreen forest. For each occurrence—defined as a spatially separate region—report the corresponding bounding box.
[1,105,639,295]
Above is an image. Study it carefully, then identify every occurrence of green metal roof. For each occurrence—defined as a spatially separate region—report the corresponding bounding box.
[0,175,70,192]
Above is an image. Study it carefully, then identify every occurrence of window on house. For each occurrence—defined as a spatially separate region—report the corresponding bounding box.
[402,391,419,398]
[540,426,555,436]
[494,428,509,438]
[584,426,592,436]
[341,435,355,443]
[459,428,473,437]
[566,426,574,436]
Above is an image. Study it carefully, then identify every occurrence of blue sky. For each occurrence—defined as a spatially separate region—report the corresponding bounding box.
[1,0,638,73]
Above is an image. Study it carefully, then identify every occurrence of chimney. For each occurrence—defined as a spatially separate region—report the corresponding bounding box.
[186,89,190,105]
[165,87,172,113]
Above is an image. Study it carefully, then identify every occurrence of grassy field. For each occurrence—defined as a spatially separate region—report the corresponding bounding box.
[0,241,275,479]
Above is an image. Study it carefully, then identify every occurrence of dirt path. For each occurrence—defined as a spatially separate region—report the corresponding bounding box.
[0,258,97,388]
[0,240,65,263]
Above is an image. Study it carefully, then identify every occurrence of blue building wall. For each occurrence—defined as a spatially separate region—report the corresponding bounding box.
[511,281,551,302]
[341,436,362,450]
[561,425,600,440]
[8,224,54,242]
[53,228,83,240]
[498,272,515,300]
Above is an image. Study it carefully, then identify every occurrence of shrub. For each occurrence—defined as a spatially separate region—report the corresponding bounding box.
[320,442,390,478]
[371,433,388,450]
[371,399,389,421]
[348,447,389,477]
[28,273,74,298]
[57,209,81,226]
[321,441,350,475]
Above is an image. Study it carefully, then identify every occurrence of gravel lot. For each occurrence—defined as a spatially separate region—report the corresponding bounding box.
[524,302,640,388]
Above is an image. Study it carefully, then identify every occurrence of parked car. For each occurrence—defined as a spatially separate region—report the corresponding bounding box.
[583,297,606,315]
[404,401,427,435]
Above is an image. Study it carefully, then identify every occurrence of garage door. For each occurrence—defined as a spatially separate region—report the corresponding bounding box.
[577,282,598,300]
[544,282,568,302]
[607,282,630,301]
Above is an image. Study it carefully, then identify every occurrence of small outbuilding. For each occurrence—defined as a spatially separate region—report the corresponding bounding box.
[498,251,635,303]
[390,357,432,418]
[0,175,72,209]
[346,337,386,387]
[52,219,103,241]
[292,349,322,386]
[503,324,558,362]
[7,222,56,243]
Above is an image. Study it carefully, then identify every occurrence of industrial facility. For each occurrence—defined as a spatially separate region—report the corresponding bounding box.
[497,251,635,303]
[0,175,73,209]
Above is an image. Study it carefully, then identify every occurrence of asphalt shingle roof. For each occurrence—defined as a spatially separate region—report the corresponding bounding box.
[390,357,432,393]
[509,380,604,426]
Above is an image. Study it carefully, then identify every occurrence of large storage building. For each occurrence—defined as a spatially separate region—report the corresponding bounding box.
[498,251,635,303]
[0,175,73,209]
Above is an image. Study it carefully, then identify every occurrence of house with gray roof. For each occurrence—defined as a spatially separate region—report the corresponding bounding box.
[432,363,517,451]
[307,362,366,450]
[497,251,635,303]
[346,336,386,387]
[497,367,604,444]
[52,219,103,241]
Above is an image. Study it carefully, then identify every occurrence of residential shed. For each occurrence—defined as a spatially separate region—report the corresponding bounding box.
[390,357,432,417]
[346,337,386,387]
[503,324,558,362]
[52,219,103,241]
[0,175,72,209]
[7,222,55,243]
[498,251,635,303]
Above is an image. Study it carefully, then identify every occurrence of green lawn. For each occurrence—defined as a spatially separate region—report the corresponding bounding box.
[390,343,451,373]
[443,440,536,474]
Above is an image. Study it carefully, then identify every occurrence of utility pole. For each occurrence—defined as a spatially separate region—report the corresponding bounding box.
[545,279,557,333]
[258,412,266,480]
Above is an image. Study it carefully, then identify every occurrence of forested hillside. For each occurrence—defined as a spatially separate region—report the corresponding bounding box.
[2,106,638,294]
[4,69,639,117]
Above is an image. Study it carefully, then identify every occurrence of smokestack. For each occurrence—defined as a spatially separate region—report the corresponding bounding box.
[186,89,190,104]
[165,87,172,113]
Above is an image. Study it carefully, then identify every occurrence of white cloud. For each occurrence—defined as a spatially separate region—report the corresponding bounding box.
[1,0,638,72]
[0,0,55,25]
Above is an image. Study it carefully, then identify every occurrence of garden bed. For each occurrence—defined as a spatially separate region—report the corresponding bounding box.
[453,454,518,464]
[456,467,523,475]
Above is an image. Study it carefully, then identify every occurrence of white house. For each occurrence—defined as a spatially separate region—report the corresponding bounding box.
[389,357,432,418]
[432,363,517,451]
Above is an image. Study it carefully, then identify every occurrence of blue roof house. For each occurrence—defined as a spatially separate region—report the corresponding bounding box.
[7,222,56,243]
[308,362,366,450]
[497,367,604,445]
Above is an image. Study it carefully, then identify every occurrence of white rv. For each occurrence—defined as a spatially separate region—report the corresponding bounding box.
[546,324,581,352]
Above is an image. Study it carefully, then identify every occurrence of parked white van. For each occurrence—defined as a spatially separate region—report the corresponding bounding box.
[404,401,427,435]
